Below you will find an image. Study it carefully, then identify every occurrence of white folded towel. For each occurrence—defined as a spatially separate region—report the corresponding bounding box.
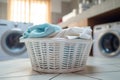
[54,27,92,39]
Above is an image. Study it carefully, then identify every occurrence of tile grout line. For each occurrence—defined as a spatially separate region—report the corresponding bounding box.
[75,70,120,75]
[72,73,102,80]
[80,70,120,80]
[83,75,103,80]
[49,74,61,80]
[0,73,50,78]
[74,73,103,80]
[90,70,120,74]
[87,63,120,66]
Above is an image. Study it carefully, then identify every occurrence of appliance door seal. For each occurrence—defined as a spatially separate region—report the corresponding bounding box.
[1,28,26,56]
[98,30,120,57]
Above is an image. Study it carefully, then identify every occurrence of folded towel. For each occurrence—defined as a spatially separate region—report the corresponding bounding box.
[21,23,62,39]
[79,27,92,39]
[54,27,92,39]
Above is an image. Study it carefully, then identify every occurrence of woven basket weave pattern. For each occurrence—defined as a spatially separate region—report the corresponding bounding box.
[23,39,92,73]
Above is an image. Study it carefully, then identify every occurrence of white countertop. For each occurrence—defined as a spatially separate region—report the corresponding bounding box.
[0,57,120,80]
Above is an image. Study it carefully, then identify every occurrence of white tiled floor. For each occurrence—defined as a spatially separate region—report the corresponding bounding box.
[0,74,59,80]
[0,59,31,75]
[75,64,120,74]
[0,57,120,80]
[85,71,120,80]
[52,73,98,80]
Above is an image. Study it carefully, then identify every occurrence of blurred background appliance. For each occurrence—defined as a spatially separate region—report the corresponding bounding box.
[93,21,120,58]
[0,19,33,60]
[78,0,106,13]
[62,9,77,22]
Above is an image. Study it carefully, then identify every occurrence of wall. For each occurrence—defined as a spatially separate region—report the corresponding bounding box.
[70,0,79,14]
[51,1,72,24]
[51,0,72,24]
[0,1,7,19]
[0,0,72,24]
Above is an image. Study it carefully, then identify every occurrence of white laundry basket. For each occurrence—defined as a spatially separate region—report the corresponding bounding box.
[21,38,92,73]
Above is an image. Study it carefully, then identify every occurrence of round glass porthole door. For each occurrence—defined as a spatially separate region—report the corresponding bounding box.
[1,29,26,56]
[99,31,120,57]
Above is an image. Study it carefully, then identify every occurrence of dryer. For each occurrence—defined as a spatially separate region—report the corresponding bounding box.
[0,19,33,60]
[93,22,120,58]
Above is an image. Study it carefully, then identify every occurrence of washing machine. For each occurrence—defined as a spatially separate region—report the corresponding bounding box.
[0,19,33,60]
[93,21,120,58]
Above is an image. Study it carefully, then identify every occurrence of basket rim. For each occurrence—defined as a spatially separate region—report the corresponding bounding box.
[20,38,92,43]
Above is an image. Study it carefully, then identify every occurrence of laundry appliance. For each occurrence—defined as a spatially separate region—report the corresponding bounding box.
[93,21,120,58]
[0,19,33,60]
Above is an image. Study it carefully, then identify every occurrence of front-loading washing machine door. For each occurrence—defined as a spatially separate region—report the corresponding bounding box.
[98,30,120,57]
[1,28,26,56]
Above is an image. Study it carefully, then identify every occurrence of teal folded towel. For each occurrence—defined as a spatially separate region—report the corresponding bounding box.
[21,23,62,38]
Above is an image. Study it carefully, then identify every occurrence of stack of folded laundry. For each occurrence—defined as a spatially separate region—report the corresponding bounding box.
[20,23,92,39]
